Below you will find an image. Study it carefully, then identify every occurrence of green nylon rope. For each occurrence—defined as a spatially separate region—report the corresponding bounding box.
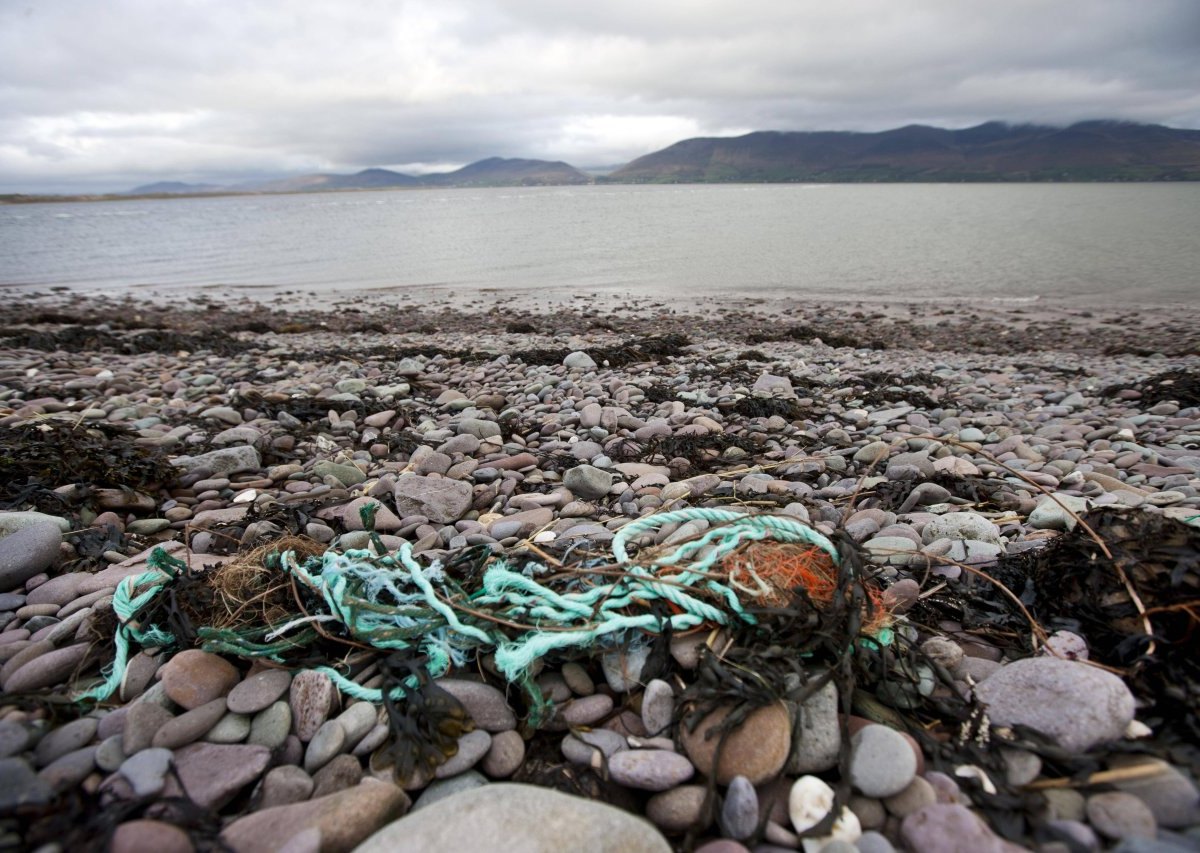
[76,508,847,705]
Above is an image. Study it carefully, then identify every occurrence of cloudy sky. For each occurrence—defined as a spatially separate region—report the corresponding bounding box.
[2,0,1198,192]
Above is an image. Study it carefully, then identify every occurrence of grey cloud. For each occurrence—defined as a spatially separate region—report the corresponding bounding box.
[1,0,1197,192]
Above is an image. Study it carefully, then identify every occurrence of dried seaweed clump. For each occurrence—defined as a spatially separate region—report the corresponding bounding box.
[1028,509,1200,768]
[0,419,179,512]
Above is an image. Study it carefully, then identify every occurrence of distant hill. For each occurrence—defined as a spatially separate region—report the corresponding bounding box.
[224,159,588,194]
[423,157,589,187]
[244,168,424,193]
[607,121,1200,183]
[125,181,224,195]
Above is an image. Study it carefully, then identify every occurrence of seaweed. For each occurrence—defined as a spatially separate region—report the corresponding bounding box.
[1102,368,1200,407]
[0,420,178,514]
[512,333,691,368]
[1024,509,1200,772]
[376,653,474,781]
[728,396,809,420]
[857,370,943,409]
[745,324,878,350]
[606,432,761,474]
[0,325,252,356]
[870,473,1006,512]
[229,391,398,422]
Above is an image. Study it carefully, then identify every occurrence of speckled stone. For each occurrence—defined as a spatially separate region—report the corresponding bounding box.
[289,670,337,743]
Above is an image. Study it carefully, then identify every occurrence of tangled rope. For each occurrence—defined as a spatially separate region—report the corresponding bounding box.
[77,509,846,707]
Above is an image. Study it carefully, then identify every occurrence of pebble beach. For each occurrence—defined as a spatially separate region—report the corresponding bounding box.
[1,290,1198,853]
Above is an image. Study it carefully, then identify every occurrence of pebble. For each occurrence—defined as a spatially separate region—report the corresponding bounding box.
[900,803,1007,853]
[357,782,671,853]
[788,680,840,774]
[1027,493,1090,530]
[641,678,675,735]
[204,711,252,743]
[0,720,30,759]
[481,729,525,778]
[335,701,380,749]
[562,693,614,726]
[563,464,613,500]
[1107,756,1200,828]
[312,753,365,797]
[562,728,628,764]
[258,764,315,809]
[248,699,293,748]
[303,719,347,773]
[165,742,272,809]
[159,649,241,710]
[719,775,759,840]
[974,657,1135,751]
[848,724,918,798]
[6,299,1200,852]
[0,755,53,810]
[227,668,293,714]
[111,820,196,853]
[122,700,175,755]
[37,744,97,791]
[882,775,937,817]
[3,641,91,692]
[434,729,492,778]
[222,778,410,853]
[680,701,792,785]
[608,748,695,791]
[119,747,173,797]
[435,679,517,732]
[601,645,652,692]
[34,716,97,766]
[1086,791,1158,840]
[561,661,595,696]
[647,784,710,832]
[0,522,63,591]
[152,697,228,749]
[289,670,337,742]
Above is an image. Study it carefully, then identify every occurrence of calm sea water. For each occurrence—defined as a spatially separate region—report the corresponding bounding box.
[0,183,1197,305]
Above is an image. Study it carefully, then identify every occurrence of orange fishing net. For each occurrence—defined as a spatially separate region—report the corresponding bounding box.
[720,542,892,634]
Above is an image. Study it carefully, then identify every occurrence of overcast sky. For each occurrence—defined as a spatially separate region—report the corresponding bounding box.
[2,0,1198,192]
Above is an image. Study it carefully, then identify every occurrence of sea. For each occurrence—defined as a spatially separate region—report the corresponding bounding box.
[1,183,1197,306]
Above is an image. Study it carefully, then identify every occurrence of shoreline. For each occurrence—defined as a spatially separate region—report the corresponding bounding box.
[1,292,1198,850]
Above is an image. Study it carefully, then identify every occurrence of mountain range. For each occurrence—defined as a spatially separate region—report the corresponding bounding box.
[48,120,1200,199]
[608,120,1200,183]
[128,157,589,195]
